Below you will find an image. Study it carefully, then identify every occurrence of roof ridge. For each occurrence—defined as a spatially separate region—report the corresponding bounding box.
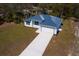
[39,15,45,21]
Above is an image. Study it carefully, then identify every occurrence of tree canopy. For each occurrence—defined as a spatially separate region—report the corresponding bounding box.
[0,3,79,25]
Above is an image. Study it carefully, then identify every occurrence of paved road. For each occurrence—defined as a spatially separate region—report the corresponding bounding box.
[20,30,53,56]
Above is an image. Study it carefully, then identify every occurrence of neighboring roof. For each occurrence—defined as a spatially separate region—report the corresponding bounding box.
[25,14,61,29]
[74,22,79,27]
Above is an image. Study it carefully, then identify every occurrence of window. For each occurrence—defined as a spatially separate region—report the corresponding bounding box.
[34,21,39,25]
[26,21,30,25]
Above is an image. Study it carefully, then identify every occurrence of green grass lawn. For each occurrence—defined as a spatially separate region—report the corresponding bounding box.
[43,19,76,56]
[0,23,37,56]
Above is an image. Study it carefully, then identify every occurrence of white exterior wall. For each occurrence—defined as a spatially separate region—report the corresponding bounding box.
[30,21,33,27]
[24,21,32,27]
[41,27,54,35]
[39,25,42,32]
[24,21,40,28]
[24,21,27,26]
[24,21,58,35]
[54,28,57,35]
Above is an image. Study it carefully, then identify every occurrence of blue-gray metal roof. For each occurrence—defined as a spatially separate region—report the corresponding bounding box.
[26,15,44,22]
[25,14,61,29]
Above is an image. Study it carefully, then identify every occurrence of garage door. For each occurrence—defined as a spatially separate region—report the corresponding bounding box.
[41,27,54,33]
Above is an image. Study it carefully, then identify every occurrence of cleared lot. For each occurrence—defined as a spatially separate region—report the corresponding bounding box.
[0,23,37,56]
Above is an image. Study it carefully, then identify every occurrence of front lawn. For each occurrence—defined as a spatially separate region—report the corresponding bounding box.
[43,19,76,56]
[0,23,37,56]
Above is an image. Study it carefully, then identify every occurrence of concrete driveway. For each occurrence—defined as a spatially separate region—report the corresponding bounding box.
[20,28,54,56]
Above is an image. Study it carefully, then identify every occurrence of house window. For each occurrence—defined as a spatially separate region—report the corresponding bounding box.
[26,21,30,25]
[34,21,39,25]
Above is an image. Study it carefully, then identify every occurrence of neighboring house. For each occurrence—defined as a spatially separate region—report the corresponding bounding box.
[74,22,79,38]
[24,14,62,35]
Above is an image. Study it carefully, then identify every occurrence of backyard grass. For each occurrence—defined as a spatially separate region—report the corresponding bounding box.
[0,23,37,56]
[43,19,76,56]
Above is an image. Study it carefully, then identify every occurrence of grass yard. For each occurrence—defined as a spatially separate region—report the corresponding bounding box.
[0,23,37,56]
[43,19,76,56]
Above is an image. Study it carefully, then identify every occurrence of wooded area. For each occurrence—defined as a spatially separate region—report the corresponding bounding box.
[0,3,79,25]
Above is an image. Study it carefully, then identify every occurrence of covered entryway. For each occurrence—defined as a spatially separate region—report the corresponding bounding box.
[32,20,40,28]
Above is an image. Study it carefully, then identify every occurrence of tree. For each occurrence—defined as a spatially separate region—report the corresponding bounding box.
[14,11,24,24]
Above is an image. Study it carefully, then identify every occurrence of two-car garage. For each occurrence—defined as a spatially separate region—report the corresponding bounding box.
[36,26,57,35]
[41,27,57,34]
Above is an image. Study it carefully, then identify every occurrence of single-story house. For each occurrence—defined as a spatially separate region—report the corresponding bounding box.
[24,14,62,35]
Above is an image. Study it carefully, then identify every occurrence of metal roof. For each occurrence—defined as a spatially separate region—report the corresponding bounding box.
[25,14,61,29]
